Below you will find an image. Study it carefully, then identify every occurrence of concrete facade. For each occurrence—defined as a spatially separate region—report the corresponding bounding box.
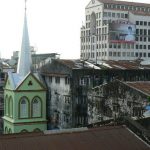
[81,0,150,62]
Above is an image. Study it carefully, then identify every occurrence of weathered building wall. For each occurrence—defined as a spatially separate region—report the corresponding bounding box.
[87,80,150,124]
[40,59,150,128]
[41,60,72,129]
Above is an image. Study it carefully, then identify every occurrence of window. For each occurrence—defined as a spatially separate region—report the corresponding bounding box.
[143,53,146,57]
[65,77,70,85]
[140,29,143,35]
[140,53,142,57]
[131,52,134,57]
[5,126,8,134]
[122,52,126,57]
[113,52,117,56]
[99,12,101,18]
[112,13,115,17]
[103,12,107,17]
[21,129,28,133]
[135,52,138,57]
[117,13,120,18]
[118,44,121,49]
[108,12,111,17]
[121,13,124,18]
[136,21,139,25]
[80,77,90,86]
[33,128,41,132]
[5,95,8,116]
[19,97,29,118]
[8,128,12,134]
[127,52,130,57]
[136,29,139,35]
[118,52,121,57]
[109,51,112,56]
[140,45,143,49]
[109,44,112,48]
[64,96,70,104]
[144,21,147,26]
[144,29,147,35]
[140,21,143,25]
[125,14,128,18]
[32,97,41,118]
[55,77,60,84]
[8,97,13,118]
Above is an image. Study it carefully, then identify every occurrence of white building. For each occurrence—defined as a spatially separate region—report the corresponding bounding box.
[80,0,150,62]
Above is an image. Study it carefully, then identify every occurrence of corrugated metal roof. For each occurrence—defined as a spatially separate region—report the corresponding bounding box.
[126,81,150,96]
[58,59,150,70]
[104,60,150,69]
[55,59,101,69]
[0,126,149,150]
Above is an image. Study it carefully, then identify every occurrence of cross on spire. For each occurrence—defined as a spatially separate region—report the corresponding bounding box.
[25,0,27,11]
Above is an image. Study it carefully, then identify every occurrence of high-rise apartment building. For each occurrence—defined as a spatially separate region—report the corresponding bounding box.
[80,0,150,62]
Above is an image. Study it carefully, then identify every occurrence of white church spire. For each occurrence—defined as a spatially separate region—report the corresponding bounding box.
[17,0,32,77]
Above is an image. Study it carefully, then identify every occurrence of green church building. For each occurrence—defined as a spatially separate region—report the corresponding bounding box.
[3,1,47,134]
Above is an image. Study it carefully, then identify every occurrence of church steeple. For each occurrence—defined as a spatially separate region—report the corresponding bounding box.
[17,0,32,77]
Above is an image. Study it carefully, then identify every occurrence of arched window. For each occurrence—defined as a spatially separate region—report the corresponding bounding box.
[8,97,13,118]
[8,128,12,134]
[90,12,96,35]
[33,128,41,132]
[32,97,42,118]
[5,126,8,134]
[5,95,8,116]
[21,129,28,133]
[19,97,29,118]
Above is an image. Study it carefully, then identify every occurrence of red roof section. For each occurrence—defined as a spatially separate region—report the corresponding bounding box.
[126,81,150,95]
[0,126,149,150]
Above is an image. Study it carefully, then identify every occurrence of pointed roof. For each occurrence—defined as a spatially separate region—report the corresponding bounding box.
[17,3,32,77]
[5,72,46,91]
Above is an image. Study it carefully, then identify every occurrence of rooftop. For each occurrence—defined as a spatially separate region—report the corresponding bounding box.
[126,81,150,96]
[98,59,150,70]
[98,0,150,8]
[0,126,149,150]
[43,59,150,70]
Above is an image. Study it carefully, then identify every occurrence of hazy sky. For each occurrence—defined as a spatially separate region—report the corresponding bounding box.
[0,0,149,59]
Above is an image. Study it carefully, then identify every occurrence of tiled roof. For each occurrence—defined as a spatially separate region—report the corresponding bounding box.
[126,81,150,96]
[0,126,149,150]
[98,0,150,7]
